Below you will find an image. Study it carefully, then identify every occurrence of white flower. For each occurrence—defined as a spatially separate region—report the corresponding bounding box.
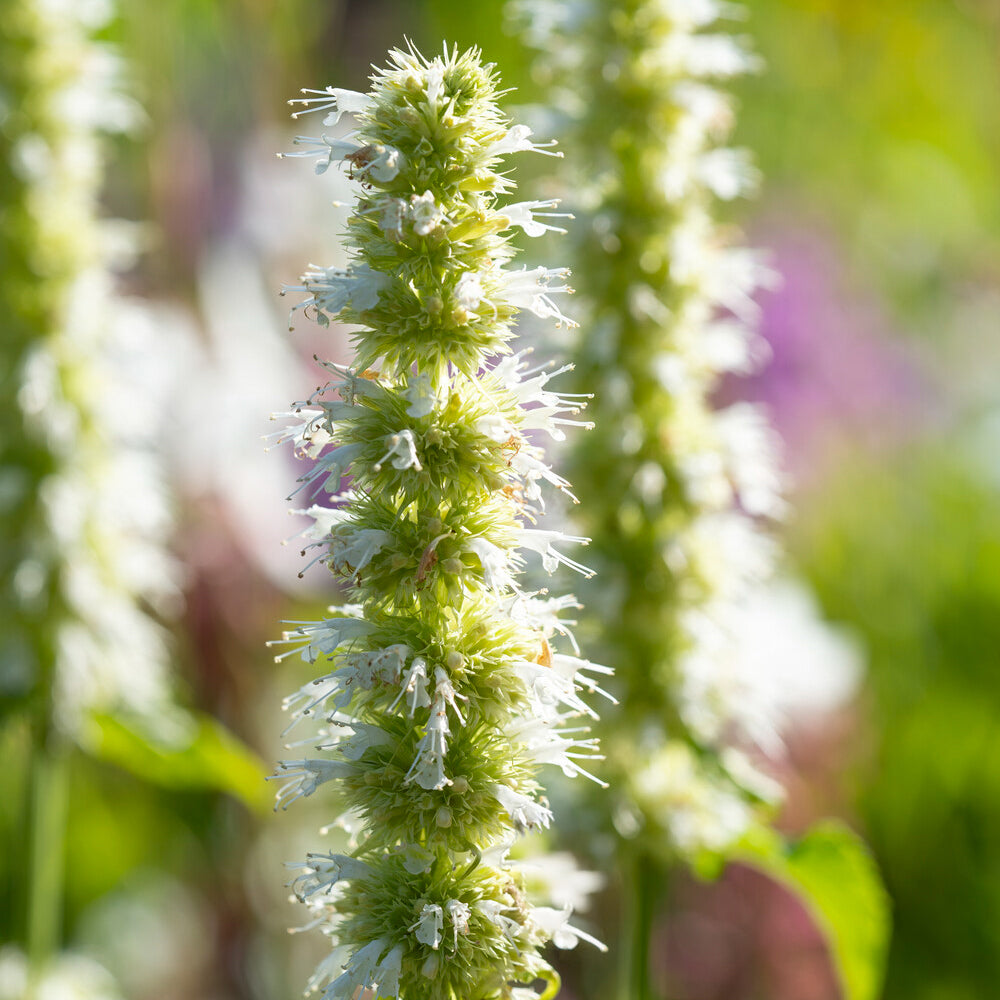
[287,86,373,124]
[269,615,375,665]
[7,13,181,737]
[289,442,365,498]
[679,578,862,750]
[660,146,759,203]
[473,412,516,442]
[680,510,777,603]
[331,722,395,761]
[327,938,395,1000]
[380,197,406,238]
[433,665,468,724]
[651,0,733,29]
[409,190,449,236]
[519,528,594,577]
[406,745,449,791]
[282,134,361,172]
[289,853,372,901]
[348,643,410,688]
[677,447,731,511]
[505,592,583,653]
[268,407,332,459]
[355,144,404,183]
[518,851,606,912]
[508,448,576,506]
[501,199,571,237]
[270,759,358,809]
[286,262,389,320]
[404,669,465,791]
[696,319,770,376]
[492,783,553,831]
[411,903,444,949]
[515,658,596,721]
[331,527,393,576]
[529,905,607,952]
[280,671,349,727]
[374,944,404,998]
[311,361,384,404]
[303,946,352,996]
[497,266,577,327]
[659,32,762,79]
[283,134,405,181]
[673,79,734,136]
[715,403,786,520]
[698,147,760,200]
[455,272,486,310]
[288,503,346,543]
[632,743,754,853]
[374,429,422,472]
[425,63,446,104]
[668,211,775,321]
[326,643,410,708]
[489,354,592,441]
[485,123,560,158]
[403,373,439,418]
[511,716,606,786]
[476,900,521,941]
[445,900,471,948]
[388,655,432,716]
[275,47,605,997]
[466,536,513,592]
[551,652,616,704]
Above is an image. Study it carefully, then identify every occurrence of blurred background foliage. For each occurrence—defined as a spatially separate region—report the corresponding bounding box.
[1,0,998,998]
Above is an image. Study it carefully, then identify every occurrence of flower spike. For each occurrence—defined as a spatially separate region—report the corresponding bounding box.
[273,44,608,1000]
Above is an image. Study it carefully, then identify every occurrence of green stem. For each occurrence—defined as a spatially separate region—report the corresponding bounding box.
[26,720,68,989]
[622,849,664,1000]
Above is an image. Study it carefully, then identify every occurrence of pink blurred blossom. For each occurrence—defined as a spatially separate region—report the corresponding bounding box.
[728,222,933,485]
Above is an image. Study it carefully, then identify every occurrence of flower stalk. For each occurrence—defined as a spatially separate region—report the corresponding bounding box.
[1,0,170,988]
[274,44,606,1000]
[513,1,786,991]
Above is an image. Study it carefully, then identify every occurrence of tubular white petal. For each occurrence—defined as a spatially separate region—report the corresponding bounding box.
[493,783,554,831]
[287,86,373,124]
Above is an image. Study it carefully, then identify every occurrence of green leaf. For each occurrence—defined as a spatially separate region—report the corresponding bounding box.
[735,821,891,1000]
[81,710,270,811]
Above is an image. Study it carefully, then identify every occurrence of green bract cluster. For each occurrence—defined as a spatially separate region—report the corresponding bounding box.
[274,45,608,1000]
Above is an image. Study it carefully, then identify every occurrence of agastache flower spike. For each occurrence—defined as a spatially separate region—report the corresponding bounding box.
[273,43,607,1000]
[508,6,885,994]
[1,1,201,990]
[515,0,786,868]
[3,0,175,742]
[510,13,904,996]
[500,18,909,1000]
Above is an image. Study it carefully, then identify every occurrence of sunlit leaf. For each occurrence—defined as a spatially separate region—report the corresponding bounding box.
[737,821,891,1000]
[82,710,270,811]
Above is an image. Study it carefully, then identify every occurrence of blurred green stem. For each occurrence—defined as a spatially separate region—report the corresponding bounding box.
[622,850,664,1000]
[26,719,68,988]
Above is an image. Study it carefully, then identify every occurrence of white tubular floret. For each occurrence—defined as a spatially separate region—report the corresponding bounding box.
[288,86,374,124]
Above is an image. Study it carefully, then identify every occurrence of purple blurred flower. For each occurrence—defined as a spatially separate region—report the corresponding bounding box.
[727,223,932,484]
